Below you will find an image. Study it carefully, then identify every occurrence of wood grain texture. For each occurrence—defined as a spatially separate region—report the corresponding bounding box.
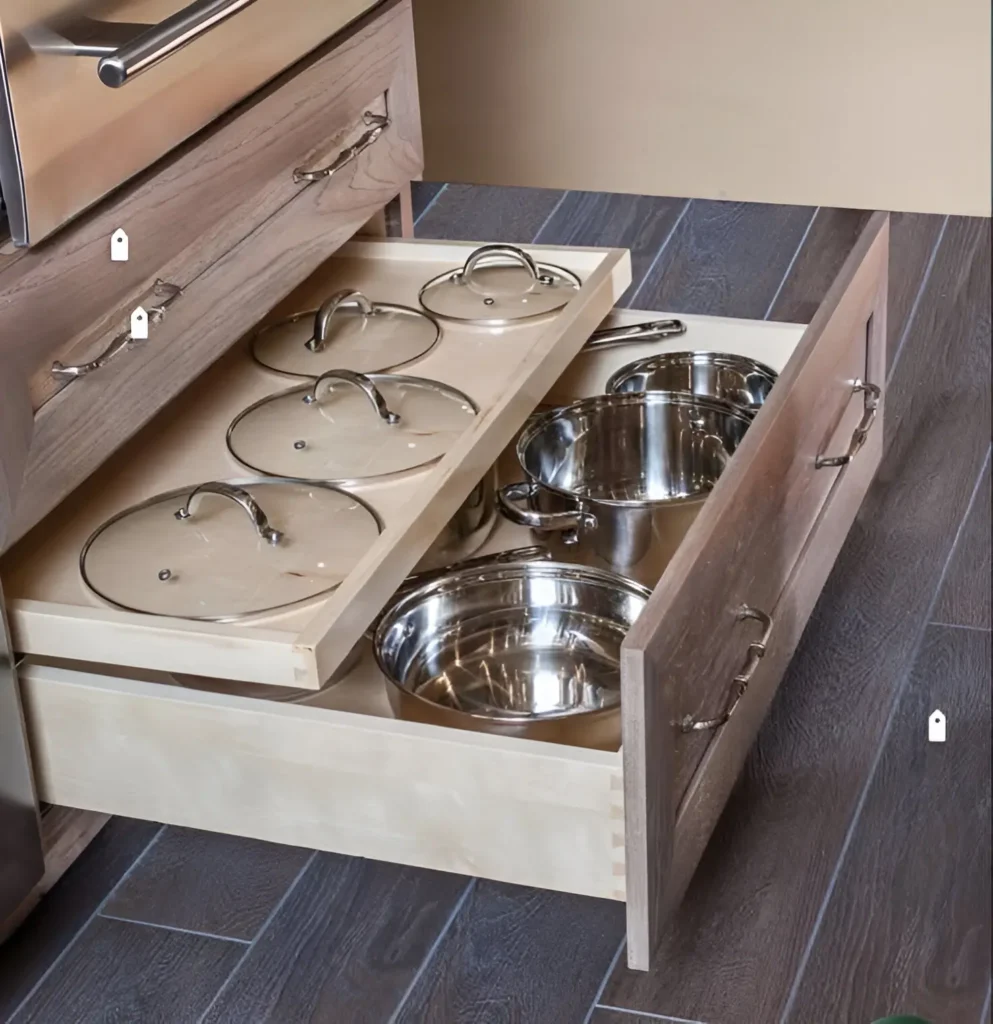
[102,827,312,941]
[933,460,991,629]
[0,366,31,551]
[621,212,889,970]
[534,193,690,303]
[392,882,625,1023]
[414,183,564,243]
[8,915,244,1024]
[783,625,991,1023]
[202,854,469,1024]
[0,818,160,1020]
[631,200,815,317]
[604,216,991,1021]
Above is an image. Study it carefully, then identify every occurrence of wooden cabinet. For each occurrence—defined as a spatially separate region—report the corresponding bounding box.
[0,0,896,970]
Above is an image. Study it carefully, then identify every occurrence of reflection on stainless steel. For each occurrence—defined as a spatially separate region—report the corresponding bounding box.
[375,561,651,749]
[0,0,378,245]
[1,580,44,921]
[583,318,687,351]
[497,392,751,586]
[606,350,778,415]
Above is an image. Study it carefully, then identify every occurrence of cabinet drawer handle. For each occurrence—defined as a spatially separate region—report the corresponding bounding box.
[174,482,282,545]
[815,380,881,469]
[51,280,182,381]
[293,112,390,184]
[680,605,774,733]
[302,370,401,425]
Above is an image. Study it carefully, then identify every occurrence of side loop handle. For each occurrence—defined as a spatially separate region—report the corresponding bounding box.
[497,482,596,544]
[815,381,881,468]
[174,482,283,545]
[302,370,401,425]
[307,290,375,353]
[679,605,774,732]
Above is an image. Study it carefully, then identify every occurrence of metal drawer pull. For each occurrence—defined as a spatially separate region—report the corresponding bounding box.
[680,605,774,733]
[174,483,282,546]
[815,380,881,469]
[302,370,401,425]
[51,280,182,381]
[456,244,555,288]
[583,319,687,351]
[308,290,375,352]
[26,0,258,88]
[293,112,390,183]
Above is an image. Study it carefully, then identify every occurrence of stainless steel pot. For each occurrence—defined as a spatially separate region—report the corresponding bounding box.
[606,351,778,415]
[497,392,751,587]
[415,468,498,571]
[374,561,651,749]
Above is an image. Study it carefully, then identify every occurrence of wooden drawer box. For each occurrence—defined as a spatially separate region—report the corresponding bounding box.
[6,215,889,970]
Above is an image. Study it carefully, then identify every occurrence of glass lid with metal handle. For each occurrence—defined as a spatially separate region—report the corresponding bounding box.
[80,480,382,621]
[251,289,441,379]
[418,244,582,325]
[226,370,478,485]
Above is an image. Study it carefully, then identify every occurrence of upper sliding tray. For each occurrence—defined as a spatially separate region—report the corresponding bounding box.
[1,239,630,689]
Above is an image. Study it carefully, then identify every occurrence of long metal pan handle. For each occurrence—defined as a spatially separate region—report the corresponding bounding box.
[583,319,687,351]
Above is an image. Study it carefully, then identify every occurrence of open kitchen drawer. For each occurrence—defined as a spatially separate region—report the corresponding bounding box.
[6,215,888,970]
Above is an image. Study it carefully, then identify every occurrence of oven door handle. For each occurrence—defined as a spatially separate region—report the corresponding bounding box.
[26,0,258,88]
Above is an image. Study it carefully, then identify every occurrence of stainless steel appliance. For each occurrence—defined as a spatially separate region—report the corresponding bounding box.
[1,580,43,924]
[0,0,380,246]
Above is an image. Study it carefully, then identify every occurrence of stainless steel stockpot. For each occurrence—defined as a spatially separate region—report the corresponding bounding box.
[374,561,651,749]
[497,392,752,587]
[606,350,778,416]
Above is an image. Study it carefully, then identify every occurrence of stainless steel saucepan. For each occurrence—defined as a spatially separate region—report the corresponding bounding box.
[497,391,751,587]
[374,560,651,749]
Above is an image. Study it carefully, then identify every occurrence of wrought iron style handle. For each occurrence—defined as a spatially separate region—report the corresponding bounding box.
[306,290,375,353]
[816,381,881,469]
[302,370,400,425]
[26,0,258,88]
[497,482,596,545]
[458,245,555,288]
[293,112,390,183]
[680,606,774,732]
[583,319,687,351]
[174,483,283,545]
[51,281,182,381]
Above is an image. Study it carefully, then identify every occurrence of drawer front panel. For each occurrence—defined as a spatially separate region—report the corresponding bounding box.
[621,212,889,970]
[0,0,418,413]
[8,90,422,546]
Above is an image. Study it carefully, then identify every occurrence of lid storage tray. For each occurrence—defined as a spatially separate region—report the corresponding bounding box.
[2,239,629,690]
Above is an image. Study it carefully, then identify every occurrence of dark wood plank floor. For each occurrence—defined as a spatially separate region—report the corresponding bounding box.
[1,185,989,1024]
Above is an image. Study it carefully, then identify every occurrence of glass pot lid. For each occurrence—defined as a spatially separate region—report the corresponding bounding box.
[251,289,441,379]
[80,480,382,621]
[226,370,477,484]
[418,244,582,325]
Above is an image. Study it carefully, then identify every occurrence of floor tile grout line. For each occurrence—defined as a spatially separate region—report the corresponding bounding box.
[193,848,318,1024]
[6,823,166,1023]
[596,1003,709,1024]
[386,877,476,1024]
[762,206,820,320]
[887,215,950,384]
[530,189,571,244]
[581,936,627,1024]
[929,621,992,633]
[628,199,692,309]
[777,442,993,1024]
[978,975,991,1024]
[97,912,251,945]
[412,182,447,227]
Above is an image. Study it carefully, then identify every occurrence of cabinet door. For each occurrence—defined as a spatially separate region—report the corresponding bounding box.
[413,0,990,216]
[620,214,889,969]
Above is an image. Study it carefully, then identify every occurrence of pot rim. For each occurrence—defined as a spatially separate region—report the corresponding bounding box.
[605,349,779,396]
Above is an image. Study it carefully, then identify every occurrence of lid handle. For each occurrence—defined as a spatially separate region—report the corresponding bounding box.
[174,483,283,545]
[307,290,375,353]
[457,245,556,288]
[303,370,401,425]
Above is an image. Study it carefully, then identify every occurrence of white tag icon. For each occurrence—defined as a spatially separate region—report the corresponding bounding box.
[928,709,946,743]
[130,306,149,340]
[110,228,129,262]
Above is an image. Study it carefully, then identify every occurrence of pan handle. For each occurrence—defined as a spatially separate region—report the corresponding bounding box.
[583,319,687,351]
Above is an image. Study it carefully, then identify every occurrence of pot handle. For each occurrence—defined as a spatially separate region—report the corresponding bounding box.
[302,370,401,425]
[497,482,596,543]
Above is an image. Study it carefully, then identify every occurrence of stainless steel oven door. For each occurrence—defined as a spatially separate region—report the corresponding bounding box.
[0,0,381,247]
